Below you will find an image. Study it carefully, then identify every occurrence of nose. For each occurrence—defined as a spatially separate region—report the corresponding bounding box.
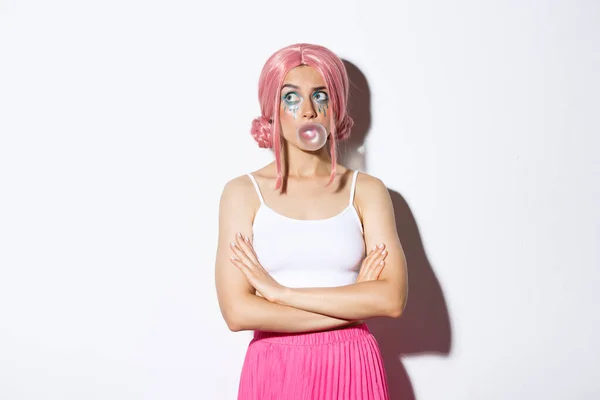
[300,100,317,120]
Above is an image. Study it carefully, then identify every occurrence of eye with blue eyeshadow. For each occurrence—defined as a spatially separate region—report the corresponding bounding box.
[282,92,302,105]
[312,91,329,103]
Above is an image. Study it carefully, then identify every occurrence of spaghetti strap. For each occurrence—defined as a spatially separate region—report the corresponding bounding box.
[349,170,359,206]
[247,173,265,205]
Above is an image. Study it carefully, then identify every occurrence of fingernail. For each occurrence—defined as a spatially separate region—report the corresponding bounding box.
[377,244,384,248]
[230,256,236,261]
[382,250,387,256]
[230,242,236,247]
[245,236,249,242]
[237,232,242,237]
[372,246,376,251]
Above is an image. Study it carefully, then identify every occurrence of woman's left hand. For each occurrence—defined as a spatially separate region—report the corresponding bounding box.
[229,233,287,303]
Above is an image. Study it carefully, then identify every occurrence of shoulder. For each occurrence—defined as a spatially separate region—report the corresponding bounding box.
[355,171,388,196]
[354,171,392,216]
[219,174,258,209]
[221,174,252,195]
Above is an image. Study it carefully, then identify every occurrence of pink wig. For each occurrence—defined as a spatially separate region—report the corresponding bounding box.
[250,43,354,190]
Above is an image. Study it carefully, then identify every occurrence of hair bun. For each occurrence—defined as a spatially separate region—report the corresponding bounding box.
[335,114,354,141]
[250,116,273,148]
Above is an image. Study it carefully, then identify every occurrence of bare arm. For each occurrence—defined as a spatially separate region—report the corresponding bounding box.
[274,174,408,320]
[214,176,357,332]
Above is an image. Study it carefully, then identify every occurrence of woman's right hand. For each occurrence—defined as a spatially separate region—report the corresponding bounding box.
[356,244,387,283]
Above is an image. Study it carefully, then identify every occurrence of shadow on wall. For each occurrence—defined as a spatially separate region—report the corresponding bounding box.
[340,59,452,400]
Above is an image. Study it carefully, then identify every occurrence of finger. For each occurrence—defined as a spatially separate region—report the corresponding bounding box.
[363,249,386,279]
[231,257,262,289]
[366,244,379,258]
[240,240,266,275]
[356,266,365,282]
[375,243,386,254]
[230,256,250,275]
[370,244,386,259]
[358,246,380,279]
[362,245,380,266]
[230,241,256,268]
[235,233,260,265]
[376,260,386,278]
[370,247,388,266]
[363,245,386,269]
[241,235,260,264]
[373,260,386,279]
[375,248,388,262]
[365,260,385,281]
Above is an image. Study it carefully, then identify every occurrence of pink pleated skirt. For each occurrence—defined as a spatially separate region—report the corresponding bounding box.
[237,323,389,400]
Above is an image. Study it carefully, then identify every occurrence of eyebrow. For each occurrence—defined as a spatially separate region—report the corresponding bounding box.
[281,84,327,91]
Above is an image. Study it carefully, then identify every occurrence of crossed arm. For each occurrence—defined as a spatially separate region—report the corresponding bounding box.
[214,174,408,333]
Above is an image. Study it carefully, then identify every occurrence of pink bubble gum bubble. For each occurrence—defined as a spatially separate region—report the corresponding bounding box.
[296,122,328,151]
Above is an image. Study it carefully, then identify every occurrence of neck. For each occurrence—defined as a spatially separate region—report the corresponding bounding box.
[282,141,332,178]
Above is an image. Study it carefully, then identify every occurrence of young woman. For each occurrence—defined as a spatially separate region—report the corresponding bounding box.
[214,43,408,400]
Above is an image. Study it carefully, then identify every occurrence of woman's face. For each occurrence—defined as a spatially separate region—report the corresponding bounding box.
[278,65,331,149]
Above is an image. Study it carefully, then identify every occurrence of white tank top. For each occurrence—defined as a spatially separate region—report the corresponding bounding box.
[247,170,365,288]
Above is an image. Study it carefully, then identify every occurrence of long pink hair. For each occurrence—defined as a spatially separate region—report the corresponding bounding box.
[250,43,354,190]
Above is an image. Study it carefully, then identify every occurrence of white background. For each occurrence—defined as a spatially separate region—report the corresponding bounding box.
[1,1,599,399]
